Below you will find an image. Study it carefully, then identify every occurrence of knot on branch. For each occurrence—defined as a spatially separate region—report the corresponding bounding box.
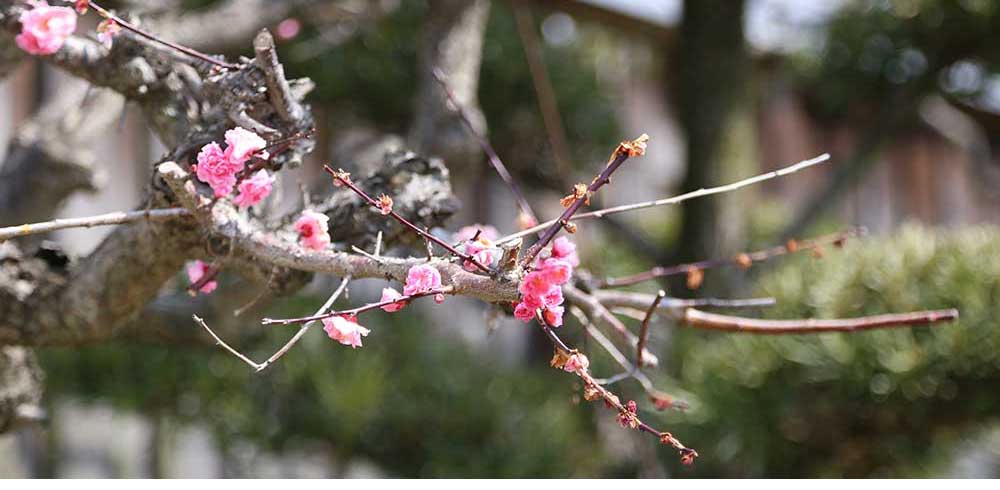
[315,149,461,249]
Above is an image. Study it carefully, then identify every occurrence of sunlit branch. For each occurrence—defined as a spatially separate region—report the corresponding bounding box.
[497,153,831,245]
[0,208,189,242]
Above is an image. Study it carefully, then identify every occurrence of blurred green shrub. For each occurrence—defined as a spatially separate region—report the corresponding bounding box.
[664,224,1000,477]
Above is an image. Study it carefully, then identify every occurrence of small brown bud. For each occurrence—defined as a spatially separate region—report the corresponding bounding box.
[517,212,537,230]
[583,383,602,401]
[812,245,825,259]
[735,253,752,270]
[686,266,703,290]
[549,349,571,370]
[619,133,649,158]
[563,222,578,234]
[785,239,799,253]
[332,169,351,187]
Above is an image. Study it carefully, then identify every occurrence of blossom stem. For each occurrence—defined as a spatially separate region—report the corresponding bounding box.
[322,165,491,273]
[261,286,454,326]
[520,137,645,267]
[600,227,864,288]
[87,1,240,69]
[432,68,538,227]
[497,153,831,246]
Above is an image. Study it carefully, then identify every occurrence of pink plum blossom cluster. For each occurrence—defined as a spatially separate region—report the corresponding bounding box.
[194,127,272,202]
[512,236,579,327]
[455,224,499,272]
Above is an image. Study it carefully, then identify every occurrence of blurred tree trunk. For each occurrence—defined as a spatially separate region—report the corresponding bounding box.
[671,0,753,295]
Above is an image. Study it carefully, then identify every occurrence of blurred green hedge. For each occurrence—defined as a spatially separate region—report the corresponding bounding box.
[664,224,1000,477]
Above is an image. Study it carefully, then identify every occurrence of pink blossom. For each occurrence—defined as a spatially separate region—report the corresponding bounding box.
[551,237,580,267]
[542,306,564,327]
[462,241,495,272]
[194,142,242,197]
[224,127,268,165]
[403,264,442,296]
[513,301,536,321]
[294,210,331,251]
[322,315,370,348]
[186,260,217,294]
[563,352,589,374]
[455,224,499,243]
[540,286,563,308]
[96,18,121,49]
[232,169,275,208]
[276,17,302,40]
[380,287,407,312]
[538,258,572,285]
[15,2,76,56]
[434,293,445,304]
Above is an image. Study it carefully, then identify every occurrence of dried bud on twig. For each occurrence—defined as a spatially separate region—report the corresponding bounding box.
[686,266,704,290]
[735,253,752,270]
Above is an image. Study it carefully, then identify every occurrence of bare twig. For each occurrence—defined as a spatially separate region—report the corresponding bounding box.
[255,275,352,372]
[192,276,353,372]
[511,2,573,180]
[563,285,658,367]
[88,1,240,69]
[681,308,959,334]
[262,286,454,326]
[323,165,491,272]
[0,208,189,242]
[498,153,831,245]
[636,290,665,367]
[601,227,863,288]
[432,68,538,227]
[520,134,650,266]
[193,314,262,370]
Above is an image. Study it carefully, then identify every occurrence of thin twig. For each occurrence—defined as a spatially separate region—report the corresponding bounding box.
[497,153,831,245]
[636,290,666,367]
[88,1,240,69]
[601,227,863,288]
[682,308,959,334]
[432,68,538,227]
[262,286,454,326]
[511,3,574,181]
[255,275,353,372]
[323,166,491,272]
[0,208,190,242]
[193,315,262,370]
[520,134,650,266]
[563,285,658,367]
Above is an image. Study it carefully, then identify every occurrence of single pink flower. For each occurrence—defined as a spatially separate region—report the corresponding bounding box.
[563,352,589,374]
[16,2,76,56]
[513,301,536,321]
[540,286,563,308]
[403,264,442,296]
[224,127,268,165]
[380,287,407,312]
[276,17,302,40]
[518,271,552,299]
[186,260,217,294]
[194,142,242,197]
[617,400,639,429]
[455,224,499,243]
[542,306,564,327]
[96,18,121,49]
[232,169,275,208]
[462,241,495,272]
[294,210,331,251]
[538,258,572,285]
[551,237,580,267]
[322,315,370,348]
